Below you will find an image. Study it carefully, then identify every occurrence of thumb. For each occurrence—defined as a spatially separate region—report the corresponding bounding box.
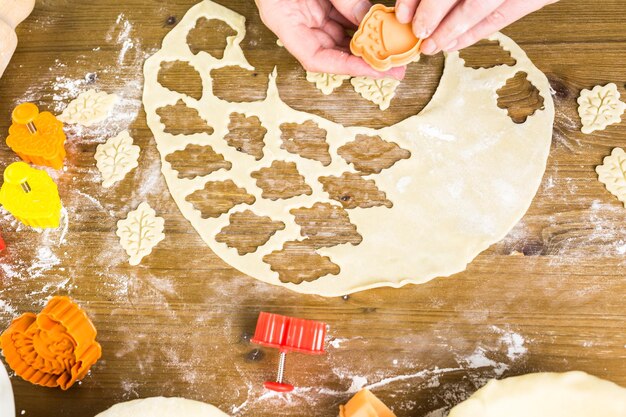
[329,0,372,25]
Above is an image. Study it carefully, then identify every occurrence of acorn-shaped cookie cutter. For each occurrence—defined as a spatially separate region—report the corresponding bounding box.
[6,103,67,169]
[350,4,422,72]
[251,312,327,392]
[0,296,102,390]
[340,389,397,417]
[0,161,62,228]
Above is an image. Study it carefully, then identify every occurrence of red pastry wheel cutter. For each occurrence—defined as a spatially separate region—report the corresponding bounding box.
[251,312,327,392]
[0,231,5,251]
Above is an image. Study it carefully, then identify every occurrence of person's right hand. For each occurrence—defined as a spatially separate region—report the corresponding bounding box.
[255,0,406,79]
[394,0,559,55]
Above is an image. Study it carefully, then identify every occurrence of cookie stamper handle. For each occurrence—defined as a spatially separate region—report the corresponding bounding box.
[251,312,328,393]
[4,160,32,193]
[12,102,38,134]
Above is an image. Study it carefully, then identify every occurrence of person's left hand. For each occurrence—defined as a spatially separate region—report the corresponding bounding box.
[256,0,406,79]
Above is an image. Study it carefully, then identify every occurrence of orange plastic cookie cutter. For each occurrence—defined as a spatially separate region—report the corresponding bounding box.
[0,161,62,228]
[6,103,67,170]
[340,389,397,417]
[350,4,422,72]
[0,296,101,390]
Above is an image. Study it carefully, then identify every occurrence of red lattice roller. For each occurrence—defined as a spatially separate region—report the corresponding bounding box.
[251,312,327,392]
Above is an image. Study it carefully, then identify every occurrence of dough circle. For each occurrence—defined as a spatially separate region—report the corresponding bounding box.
[143,1,555,296]
[95,397,230,417]
[0,360,14,417]
[448,372,626,417]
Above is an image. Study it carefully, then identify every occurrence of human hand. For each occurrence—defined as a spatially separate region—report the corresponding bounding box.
[255,0,406,79]
[394,0,559,55]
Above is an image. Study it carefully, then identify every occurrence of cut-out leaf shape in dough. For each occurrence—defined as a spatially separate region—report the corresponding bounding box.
[319,172,393,209]
[577,83,626,134]
[263,241,340,284]
[216,210,285,255]
[187,17,237,59]
[94,130,141,188]
[58,89,118,126]
[251,161,312,200]
[224,112,267,160]
[157,60,203,100]
[596,147,626,207]
[280,120,331,166]
[459,39,516,69]
[165,144,231,179]
[497,72,545,124]
[306,72,350,95]
[351,76,400,111]
[338,134,411,174]
[186,180,255,219]
[116,202,165,266]
[156,100,214,136]
[290,202,362,248]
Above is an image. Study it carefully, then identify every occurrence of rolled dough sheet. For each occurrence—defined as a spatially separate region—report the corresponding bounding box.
[95,397,230,417]
[448,371,626,417]
[143,0,555,296]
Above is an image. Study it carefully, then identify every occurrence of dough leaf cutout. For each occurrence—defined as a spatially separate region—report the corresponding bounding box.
[306,72,350,95]
[156,100,214,135]
[497,72,545,123]
[338,135,411,174]
[577,83,626,134]
[116,203,165,266]
[263,241,340,284]
[186,180,255,218]
[94,130,141,188]
[59,89,118,126]
[165,144,231,179]
[596,148,626,207]
[351,76,400,111]
[216,210,285,255]
[157,60,203,100]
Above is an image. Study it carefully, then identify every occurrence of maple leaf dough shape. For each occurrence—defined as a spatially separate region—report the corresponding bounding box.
[577,83,626,134]
[351,76,400,111]
[59,89,118,126]
[306,72,350,95]
[94,130,141,188]
[596,147,626,207]
[116,202,165,266]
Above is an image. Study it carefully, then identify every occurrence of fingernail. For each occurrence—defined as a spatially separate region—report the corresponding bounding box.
[443,39,458,51]
[353,1,371,23]
[420,39,437,55]
[396,3,411,24]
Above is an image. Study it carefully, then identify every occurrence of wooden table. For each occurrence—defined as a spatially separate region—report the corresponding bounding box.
[1,1,625,416]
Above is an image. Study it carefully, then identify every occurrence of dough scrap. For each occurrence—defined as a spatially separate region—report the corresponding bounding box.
[448,372,626,417]
[95,397,229,417]
[306,71,350,95]
[577,83,626,134]
[142,1,554,296]
[351,76,400,110]
[596,147,626,207]
[116,202,165,266]
[95,130,141,188]
[59,89,118,126]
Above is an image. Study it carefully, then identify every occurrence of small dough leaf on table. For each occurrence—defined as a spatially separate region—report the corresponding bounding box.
[577,83,626,134]
[94,130,140,188]
[596,147,626,207]
[116,202,165,266]
[306,72,350,95]
[351,76,400,111]
[59,89,118,126]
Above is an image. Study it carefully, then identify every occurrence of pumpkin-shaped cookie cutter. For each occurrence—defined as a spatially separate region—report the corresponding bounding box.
[6,103,67,170]
[0,296,102,390]
[350,4,422,72]
[0,161,62,228]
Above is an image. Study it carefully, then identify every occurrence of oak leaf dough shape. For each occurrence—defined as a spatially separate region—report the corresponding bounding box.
[448,371,626,417]
[306,72,350,95]
[94,130,140,188]
[577,83,626,134]
[351,76,400,111]
[116,202,165,266]
[58,89,118,126]
[596,147,626,207]
[95,397,230,417]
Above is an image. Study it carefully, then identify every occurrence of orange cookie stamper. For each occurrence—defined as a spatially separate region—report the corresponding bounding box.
[0,296,101,390]
[340,389,397,417]
[0,161,62,228]
[350,5,422,72]
[6,103,67,170]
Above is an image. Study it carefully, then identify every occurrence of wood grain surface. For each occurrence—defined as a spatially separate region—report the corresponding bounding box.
[1,1,626,416]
